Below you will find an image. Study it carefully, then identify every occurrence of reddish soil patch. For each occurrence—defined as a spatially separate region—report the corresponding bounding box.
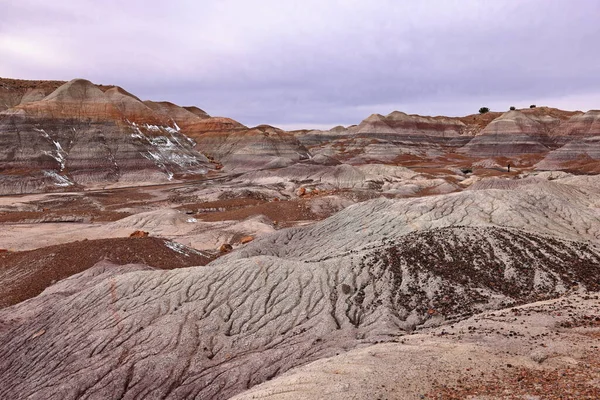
[194,198,318,225]
[392,153,477,169]
[459,112,503,130]
[560,159,600,174]
[494,154,546,168]
[0,210,130,223]
[0,237,213,308]
[428,348,600,399]
[0,191,159,223]
[177,197,265,213]
[520,106,582,121]
[129,230,149,238]
[87,190,154,207]
[0,77,65,95]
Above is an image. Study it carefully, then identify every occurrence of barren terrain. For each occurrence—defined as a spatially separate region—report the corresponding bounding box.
[0,77,599,399]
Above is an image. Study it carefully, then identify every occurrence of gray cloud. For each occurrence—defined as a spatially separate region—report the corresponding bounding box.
[1,0,599,128]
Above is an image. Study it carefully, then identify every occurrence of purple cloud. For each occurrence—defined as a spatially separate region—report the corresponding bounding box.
[1,0,600,128]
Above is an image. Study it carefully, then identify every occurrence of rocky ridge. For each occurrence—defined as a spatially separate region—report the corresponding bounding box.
[0,79,216,194]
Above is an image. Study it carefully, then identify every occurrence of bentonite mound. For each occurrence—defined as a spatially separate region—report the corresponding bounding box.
[227,182,600,264]
[0,225,599,400]
[295,111,473,164]
[535,136,600,171]
[355,111,467,138]
[459,110,555,157]
[0,237,213,308]
[550,109,600,145]
[193,124,311,171]
[232,291,600,400]
[143,101,211,129]
[0,79,214,194]
[534,111,600,170]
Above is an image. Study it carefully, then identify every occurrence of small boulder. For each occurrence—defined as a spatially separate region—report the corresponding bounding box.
[219,243,233,253]
[129,230,149,238]
[240,236,254,244]
[297,187,306,196]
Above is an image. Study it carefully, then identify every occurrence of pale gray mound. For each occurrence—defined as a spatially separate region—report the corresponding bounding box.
[42,78,111,106]
[1,225,599,400]
[467,176,547,191]
[261,156,296,169]
[233,292,600,400]
[235,162,420,195]
[226,182,600,263]
[309,153,341,165]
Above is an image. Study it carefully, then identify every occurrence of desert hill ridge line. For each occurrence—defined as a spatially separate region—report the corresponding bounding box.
[3,76,600,195]
[0,77,209,116]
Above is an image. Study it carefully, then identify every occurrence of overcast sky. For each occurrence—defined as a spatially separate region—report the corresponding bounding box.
[1,0,599,129]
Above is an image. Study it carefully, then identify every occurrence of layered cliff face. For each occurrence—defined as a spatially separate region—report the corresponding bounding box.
[534,110,600,170]
[356,111,468,138]
[3,75,600,195]
[192,124,311,171]
[294,111,477,165]
[459,110,556,157]
[458,108,587,160]
[0,77,316,192]
[0,79,213,194]
[556,110,600,140]
[535,137,600,171]
[297,107,600,167]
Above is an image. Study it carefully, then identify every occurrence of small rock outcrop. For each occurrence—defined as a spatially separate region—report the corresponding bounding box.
[240,235,254,244]
[129,230,149,238]
[219,243,233,253]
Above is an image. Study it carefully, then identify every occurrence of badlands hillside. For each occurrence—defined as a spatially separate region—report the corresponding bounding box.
[0,77,599,399]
